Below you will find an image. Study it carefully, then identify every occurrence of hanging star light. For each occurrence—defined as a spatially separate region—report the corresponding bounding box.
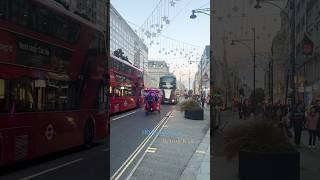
[162,16,168,21]
[166,19,170,24]
[159,50,162,53]
[152,32,157,37]
[170,0,175,7]
[157,29,161,33]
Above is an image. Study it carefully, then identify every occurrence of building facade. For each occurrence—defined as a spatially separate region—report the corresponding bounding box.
[53,0,106,29]
[284,0,320,104]
[268,10,290,104]
[194,45,210,96]
[110,4,148,68]
[145,60,171,88]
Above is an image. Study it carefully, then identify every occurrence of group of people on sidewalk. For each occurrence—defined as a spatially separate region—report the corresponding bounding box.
[263,99,320,149]
[231,92,320,149]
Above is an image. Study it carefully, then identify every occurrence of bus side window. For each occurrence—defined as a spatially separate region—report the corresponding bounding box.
[0,79,10,113]
[0,0,8,20]
[10,79,35,112]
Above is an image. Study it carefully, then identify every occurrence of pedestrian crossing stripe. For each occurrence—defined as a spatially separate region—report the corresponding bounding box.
[146,149,156,153]
[196,150,206,154]
[163,125,168,128]
[146,147,157,153]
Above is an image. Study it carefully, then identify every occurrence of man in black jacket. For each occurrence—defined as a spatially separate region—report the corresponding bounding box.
[290,100,306,146]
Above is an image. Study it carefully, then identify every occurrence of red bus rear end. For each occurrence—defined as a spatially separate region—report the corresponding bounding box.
[109,55,144,114]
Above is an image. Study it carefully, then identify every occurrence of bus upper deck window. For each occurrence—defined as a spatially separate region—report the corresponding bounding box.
[0,79,5,99]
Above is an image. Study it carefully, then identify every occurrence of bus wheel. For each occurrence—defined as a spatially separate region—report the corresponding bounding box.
[84,120,94,149]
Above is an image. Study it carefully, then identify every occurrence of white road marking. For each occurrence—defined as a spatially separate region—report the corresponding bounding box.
[126,112,172,180]
[145,149,156,153]
[111,111,137,121]
[111,111,172,180]
[196,150,207,154]
[20,158,84,180]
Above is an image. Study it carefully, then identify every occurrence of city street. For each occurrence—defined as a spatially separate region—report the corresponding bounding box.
[0,103,171,180]
[0,141,108,180]
[110,104,176,179]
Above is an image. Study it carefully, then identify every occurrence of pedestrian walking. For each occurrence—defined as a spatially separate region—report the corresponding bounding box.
[290,100,306,146]
[305,106,319,149]
[201,95,205,108]
[314,99,320,145]
[238,94,245,120]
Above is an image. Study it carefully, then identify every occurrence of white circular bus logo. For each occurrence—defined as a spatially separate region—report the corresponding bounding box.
[45,124,54,140]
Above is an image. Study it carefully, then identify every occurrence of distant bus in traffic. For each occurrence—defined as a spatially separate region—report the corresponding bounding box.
[159,75,178,104]
[0,0,108,167]
[109,55,144,114]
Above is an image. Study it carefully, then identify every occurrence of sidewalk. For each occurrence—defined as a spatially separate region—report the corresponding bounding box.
[129,107,210,180]
[213,110,320,180]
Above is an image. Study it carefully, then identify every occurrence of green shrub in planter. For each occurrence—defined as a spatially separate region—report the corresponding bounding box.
[180,100,203,120]
[224,120,299,180]
[180,99,201,111]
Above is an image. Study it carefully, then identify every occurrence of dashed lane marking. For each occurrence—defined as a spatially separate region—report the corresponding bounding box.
[20,158,84,180]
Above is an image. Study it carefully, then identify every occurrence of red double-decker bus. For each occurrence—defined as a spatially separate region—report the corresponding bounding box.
[109,55,144,114]
[0,0,108,166]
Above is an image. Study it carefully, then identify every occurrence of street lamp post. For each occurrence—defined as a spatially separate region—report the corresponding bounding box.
[190,8,211,19]
[254,0,295,111]
[231,28,256,102]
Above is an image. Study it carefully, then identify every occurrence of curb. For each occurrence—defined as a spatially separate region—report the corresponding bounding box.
[179,128,210,180]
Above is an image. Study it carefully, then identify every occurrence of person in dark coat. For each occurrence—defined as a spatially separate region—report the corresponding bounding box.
[290,100,306,146]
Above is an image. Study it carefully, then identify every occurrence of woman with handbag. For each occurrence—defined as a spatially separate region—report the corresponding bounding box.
[305,106,319,149]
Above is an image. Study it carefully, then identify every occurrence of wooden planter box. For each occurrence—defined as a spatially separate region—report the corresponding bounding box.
[239,150,300,180]
[184,109,204,120]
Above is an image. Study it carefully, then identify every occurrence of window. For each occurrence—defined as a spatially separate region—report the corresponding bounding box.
[0,79,9,112]
[6,78,80,112]
[36,5,50,34]
[98,84,108,111]
[0,0,8,19]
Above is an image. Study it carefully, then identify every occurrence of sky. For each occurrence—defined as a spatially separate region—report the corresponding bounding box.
[111,0,210,88]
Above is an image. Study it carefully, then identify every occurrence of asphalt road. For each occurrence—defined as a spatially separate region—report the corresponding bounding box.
[110,104,176,180]
[0,142,108,180]
[0,104,176,180]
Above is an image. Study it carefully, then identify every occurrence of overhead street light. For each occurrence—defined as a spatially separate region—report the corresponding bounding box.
[190,8,211,19]
[231,28,256,111]
[254,0,295,108]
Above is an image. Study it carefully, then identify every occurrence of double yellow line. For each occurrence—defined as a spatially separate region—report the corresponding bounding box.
[110,111,172,180]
